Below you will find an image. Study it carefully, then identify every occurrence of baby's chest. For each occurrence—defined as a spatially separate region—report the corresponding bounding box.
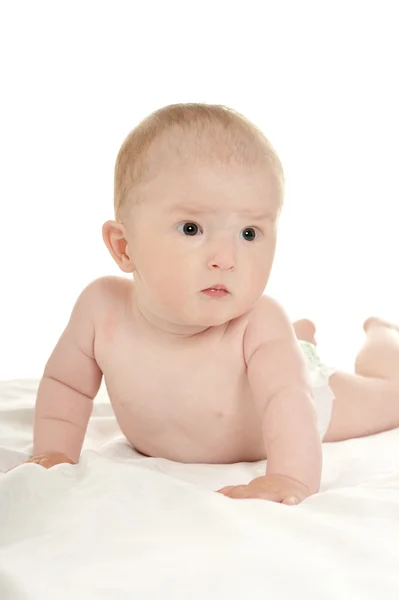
[99,337,250,415]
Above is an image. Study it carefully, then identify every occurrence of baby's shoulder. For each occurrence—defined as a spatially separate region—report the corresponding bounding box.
[247,294,290,326]
[88,275,131,299]
[243,295,294,357]
[80,275,131,300]
[72,275,132,322]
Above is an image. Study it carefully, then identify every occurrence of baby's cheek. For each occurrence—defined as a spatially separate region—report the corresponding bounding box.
[151,270,186,308]
[242,267,269,299]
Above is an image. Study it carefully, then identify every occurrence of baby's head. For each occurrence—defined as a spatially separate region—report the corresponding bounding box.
[103,103,285,331]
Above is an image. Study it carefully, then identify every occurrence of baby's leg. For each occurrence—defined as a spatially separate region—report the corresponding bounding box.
[324,318,399,442]
[324,373,399,441]
[354,317,399,384]
[292,319,317,345]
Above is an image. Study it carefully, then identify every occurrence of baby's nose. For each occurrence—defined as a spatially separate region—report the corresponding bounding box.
[208,247,235,271]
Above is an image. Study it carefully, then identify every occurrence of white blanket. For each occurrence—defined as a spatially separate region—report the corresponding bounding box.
[1,379,399,599]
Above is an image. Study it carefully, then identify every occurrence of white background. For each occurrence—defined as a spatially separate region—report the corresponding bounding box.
[0,1,398,380]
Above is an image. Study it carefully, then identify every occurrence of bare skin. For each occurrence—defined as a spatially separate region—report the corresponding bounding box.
[292,319,316,345]
[27,276,399,502]
[24,146,399,505]
[291,316,399,442]
[30,278,318,472]
[217,318,399,500]
[29,159,327,505]
[325,318,399,442]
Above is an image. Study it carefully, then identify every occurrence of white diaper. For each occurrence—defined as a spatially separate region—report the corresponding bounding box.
[298,341,335,440]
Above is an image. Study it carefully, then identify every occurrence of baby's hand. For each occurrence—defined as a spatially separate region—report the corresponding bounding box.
[217,475,310,505]
[24,452,76,469]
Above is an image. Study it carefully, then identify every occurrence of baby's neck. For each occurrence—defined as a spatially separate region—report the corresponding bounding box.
[131,297,215,342]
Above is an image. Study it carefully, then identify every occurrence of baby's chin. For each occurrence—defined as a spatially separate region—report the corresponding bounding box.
[156,293,258,330]
[183,302,253,328]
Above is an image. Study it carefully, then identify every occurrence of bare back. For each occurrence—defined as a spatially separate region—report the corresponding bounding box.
[94,277,265,463]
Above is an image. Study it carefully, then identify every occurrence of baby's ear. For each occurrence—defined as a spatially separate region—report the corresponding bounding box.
[102,220,135,273]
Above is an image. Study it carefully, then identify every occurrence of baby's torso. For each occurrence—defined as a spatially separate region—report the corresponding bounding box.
[93,278,265,463]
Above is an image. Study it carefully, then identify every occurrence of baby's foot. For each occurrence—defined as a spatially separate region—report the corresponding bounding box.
[363,317,399,334]
[293,319,317,345]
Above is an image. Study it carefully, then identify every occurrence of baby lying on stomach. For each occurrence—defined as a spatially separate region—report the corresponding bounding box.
[28,103,399,504]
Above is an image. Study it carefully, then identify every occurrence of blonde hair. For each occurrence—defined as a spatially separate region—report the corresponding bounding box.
[114,103,285,220]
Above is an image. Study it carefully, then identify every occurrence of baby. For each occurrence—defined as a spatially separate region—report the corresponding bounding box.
[27,103,399,504]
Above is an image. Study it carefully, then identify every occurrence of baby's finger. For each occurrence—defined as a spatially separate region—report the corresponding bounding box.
[281,495,301,506]
[25,458,45,466]
[217,486,236,495]
[39,458,56,469]
[26,456,50,468]
[226,485,253,500]
[218,485,250,498]
[25,454,44,463]
[250,491,285,502]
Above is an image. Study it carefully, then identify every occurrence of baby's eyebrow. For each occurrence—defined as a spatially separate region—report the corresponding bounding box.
[240,209,273,220]
[169,204,273,220]
[169,204,214,216]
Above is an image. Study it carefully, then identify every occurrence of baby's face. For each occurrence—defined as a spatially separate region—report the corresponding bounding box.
[124,162,281,328]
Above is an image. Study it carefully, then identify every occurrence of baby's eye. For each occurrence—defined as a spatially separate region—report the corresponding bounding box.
[177,222,202,236]
[240,227,258,242]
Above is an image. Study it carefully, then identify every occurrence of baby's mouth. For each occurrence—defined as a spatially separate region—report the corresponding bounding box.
[201,285,230,298]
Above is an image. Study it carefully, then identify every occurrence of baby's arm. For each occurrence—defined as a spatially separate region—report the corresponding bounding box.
[248,298,322,495]
[31,280,104,465]
[220,297,322,503]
